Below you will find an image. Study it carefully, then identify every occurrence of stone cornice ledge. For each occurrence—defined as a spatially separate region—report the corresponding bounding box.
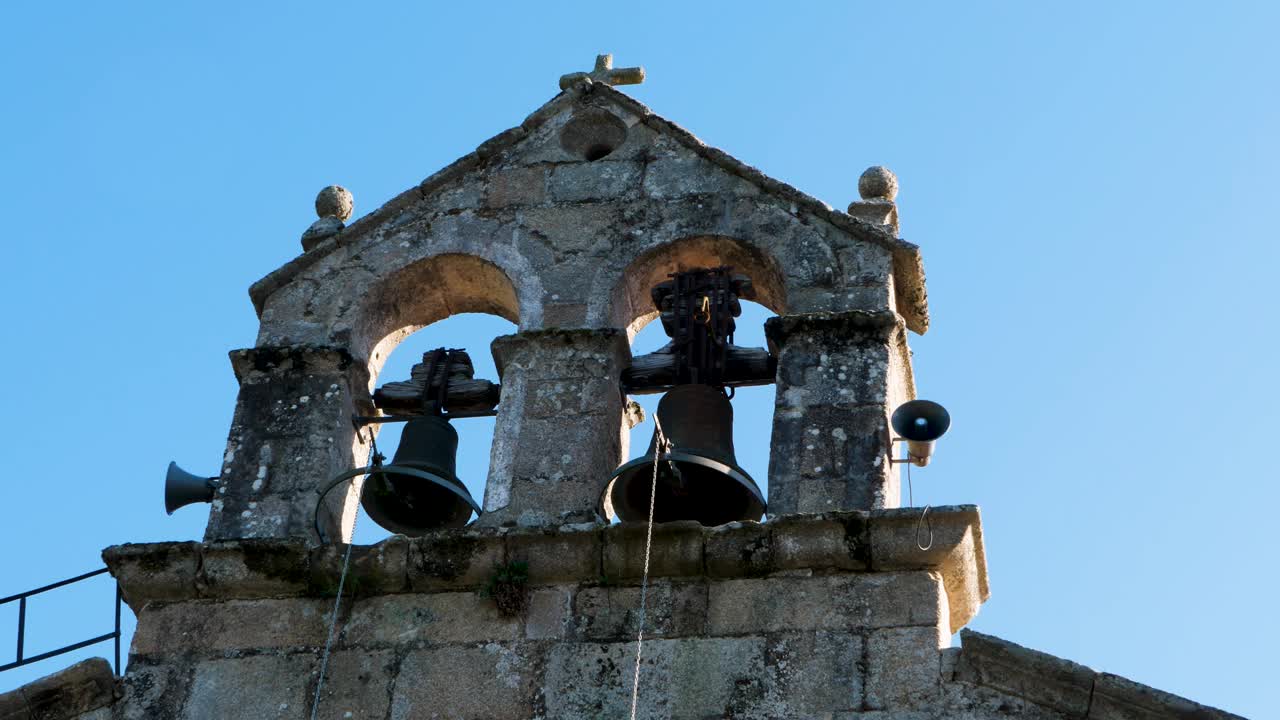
[104,505,989,632]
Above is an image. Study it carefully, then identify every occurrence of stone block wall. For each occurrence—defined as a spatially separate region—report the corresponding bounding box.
[97,508,987,719]
[6,507,1242,719]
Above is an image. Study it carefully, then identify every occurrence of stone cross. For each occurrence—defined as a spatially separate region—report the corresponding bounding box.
[559,53,645,90]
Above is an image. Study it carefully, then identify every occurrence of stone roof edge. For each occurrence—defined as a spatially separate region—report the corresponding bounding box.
[954,629,1246,719]
[245,88,582,315]
[247,83,929,333]
[0,657,117,720]
[601,84,929,334]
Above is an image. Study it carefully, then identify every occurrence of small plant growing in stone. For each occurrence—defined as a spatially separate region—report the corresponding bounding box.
[481,560,530,617]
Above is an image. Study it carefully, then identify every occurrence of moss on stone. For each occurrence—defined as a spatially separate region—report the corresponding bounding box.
[416,534,481,582]
[239,541,308,585]
[137,546,173,574]
[840,513,871,567]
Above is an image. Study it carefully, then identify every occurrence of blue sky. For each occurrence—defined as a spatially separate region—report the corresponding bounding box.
[1,2,1277,716]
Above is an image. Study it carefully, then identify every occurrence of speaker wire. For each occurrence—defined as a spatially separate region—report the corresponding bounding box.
[906,457,934,551]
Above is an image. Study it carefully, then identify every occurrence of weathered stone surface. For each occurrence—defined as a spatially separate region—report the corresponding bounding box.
[575,580,707,641]
[859,166,899,201]
[954,630,1094,717]
[847,198,899,234]
[310,650,394,720]
[129,602,205,657]
[704,521,773,577]
[506,525,601,584]
[485,166,546,208]
[0,659,115,720]
[837,242,895,287]
[408,527,506,592]
[518,203,620,259]
[342,592,522,645]
[548,160,642,202]
[309,536,408,596]
[767,631,864,714]
[643,154,758,199]
[707,572,943,635]
[184,654,315,720]
[483,329,630,527]
[209,345,368,543]
[942,632,1247,719]
[770,511,868,571]
[558,53,645,91]
[390,645,539,720]
[1089,672,1245,720]
[197,539,310,598]
[603,520,703,580]
[315,185,354,221]
[0,687,28,720]
[938,679,1074,720]
[525,586,574,640]
[871,506,989,634]
[301,216,344,251]
[544,638,768,719]
[104,542,200,613]
[865,626,945,711]
[116,662,186,720]
[420,178,482,213]
[766,311,909,515]
[202,598,328,652]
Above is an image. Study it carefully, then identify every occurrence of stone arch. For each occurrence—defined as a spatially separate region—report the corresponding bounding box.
[343,253,523,535]
[358,253,522,386]
[604,235,789,339]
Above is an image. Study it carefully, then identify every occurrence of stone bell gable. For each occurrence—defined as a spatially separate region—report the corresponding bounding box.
[1,70,1245,720]
[248,83,928,343]
[211,81,931,542]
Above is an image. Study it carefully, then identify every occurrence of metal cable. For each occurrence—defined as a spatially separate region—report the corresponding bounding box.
[629,414,668,720]
[310,431,374,719]
[906,458,934,551]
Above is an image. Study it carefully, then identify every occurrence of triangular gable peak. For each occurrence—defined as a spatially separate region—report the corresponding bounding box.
[250,83,928,375]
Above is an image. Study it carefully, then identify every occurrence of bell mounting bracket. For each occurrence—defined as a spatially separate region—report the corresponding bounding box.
[622,267,776,394]
[354,347,498,427]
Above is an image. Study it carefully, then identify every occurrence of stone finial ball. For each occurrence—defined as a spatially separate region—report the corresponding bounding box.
[315,185,354,222]
[858,166,899,201]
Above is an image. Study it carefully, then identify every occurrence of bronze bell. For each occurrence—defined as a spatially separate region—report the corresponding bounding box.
[606,384,765,526]
[361,415,481,535]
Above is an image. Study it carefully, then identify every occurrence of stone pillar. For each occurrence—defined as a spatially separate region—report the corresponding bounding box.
[481,329,631,527]
[204,345,371,543]
[765,311,912,515]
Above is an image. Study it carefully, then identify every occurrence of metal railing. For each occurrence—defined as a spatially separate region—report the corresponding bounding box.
[0,568,122,675]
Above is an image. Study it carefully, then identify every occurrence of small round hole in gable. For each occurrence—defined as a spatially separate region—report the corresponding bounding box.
[583,143,614,161]
[559,108,628,161]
